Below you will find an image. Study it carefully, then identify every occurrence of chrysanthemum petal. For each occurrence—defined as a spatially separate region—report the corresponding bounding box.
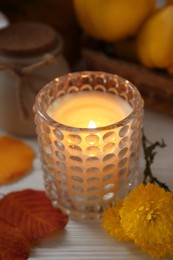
[120,183,173,258]
[102,201,130,241]
[140,242,169,259]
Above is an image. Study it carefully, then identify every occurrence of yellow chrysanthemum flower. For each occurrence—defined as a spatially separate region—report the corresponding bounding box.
[120,183,173,259]
[140,242,172,259]
[102,201,130,241]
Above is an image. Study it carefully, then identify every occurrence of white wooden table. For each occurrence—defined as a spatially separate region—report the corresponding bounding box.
[1,108,173,260]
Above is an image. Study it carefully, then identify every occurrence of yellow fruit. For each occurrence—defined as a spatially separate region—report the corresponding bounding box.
[73,0,156,41]
[137,5,173,68]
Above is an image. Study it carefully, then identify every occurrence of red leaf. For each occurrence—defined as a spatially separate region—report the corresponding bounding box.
[0,190,68,241]
[0,218,30,260]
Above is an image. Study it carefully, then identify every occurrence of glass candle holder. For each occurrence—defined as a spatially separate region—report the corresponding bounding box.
[34,71,144,219]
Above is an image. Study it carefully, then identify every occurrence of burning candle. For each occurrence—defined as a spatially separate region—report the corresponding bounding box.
[34,71,143,219]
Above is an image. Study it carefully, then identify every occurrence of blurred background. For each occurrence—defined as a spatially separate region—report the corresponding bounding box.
[0,0,81,65]
[0,0,172,124]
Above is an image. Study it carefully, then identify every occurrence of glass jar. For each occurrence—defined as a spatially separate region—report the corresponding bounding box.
[34,71,144,219]
[0,22,70,136]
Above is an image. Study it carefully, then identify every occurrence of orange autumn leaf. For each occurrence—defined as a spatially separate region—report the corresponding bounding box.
[0,136,34,185]
[0,190,68,241]
[0,218,30,260]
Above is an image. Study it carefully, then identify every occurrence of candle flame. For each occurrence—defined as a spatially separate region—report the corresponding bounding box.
[88,120,96,128]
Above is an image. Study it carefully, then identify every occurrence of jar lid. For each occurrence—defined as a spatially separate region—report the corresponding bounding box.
[0,22,58,57]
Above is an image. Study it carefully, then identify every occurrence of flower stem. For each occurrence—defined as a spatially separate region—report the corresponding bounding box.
[142,129,170,192]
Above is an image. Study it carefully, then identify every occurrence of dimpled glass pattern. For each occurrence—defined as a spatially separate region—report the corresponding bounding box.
[34,71,144,219]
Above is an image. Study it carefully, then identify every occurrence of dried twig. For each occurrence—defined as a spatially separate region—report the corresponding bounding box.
[142,129,170,191]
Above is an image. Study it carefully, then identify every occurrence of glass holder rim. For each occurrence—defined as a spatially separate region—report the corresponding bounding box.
[34,71,144,132]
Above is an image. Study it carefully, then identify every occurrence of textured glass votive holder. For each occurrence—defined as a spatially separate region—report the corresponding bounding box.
[34,71,144,219]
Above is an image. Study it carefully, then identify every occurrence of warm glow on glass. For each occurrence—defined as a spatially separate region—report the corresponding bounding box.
[35,71,144,219]
[47,91,133,128]
[88,120,96,128]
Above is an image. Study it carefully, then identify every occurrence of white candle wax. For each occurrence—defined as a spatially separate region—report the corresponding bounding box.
[47,91,132,127]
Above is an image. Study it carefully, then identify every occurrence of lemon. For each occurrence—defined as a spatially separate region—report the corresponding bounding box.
[73,0,156,41]
[137,5,173,68]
